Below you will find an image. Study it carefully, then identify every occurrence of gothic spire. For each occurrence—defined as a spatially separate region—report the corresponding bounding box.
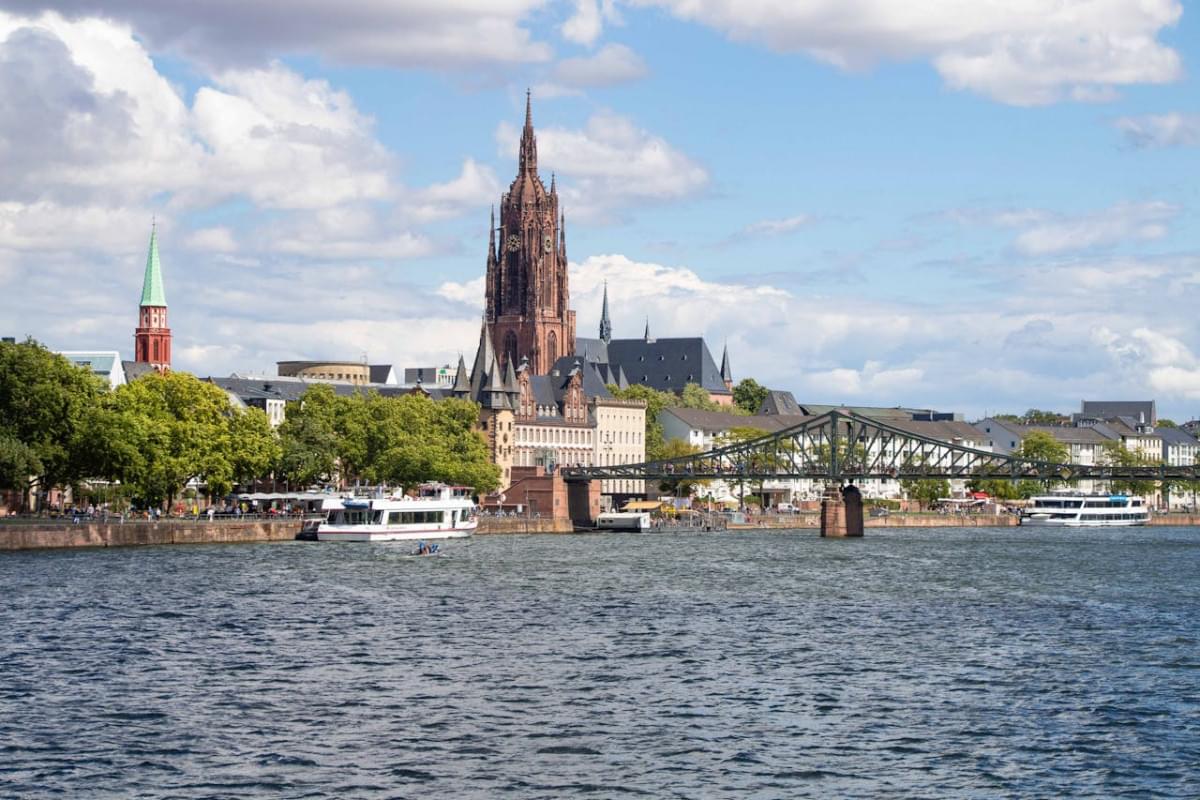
[487,205,496,262]
[643,317,650,341]
[599,281,612,343]
[720,342,733,385]
[140,220,167,307]
[518,89,537,176]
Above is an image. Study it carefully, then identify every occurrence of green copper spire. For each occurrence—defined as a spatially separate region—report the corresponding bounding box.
[140,222,167,307]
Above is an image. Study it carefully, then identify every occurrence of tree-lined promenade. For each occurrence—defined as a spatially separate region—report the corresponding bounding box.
[0,340,499,512]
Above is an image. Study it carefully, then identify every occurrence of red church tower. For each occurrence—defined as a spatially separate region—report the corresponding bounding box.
[134,223,171,372]
[484,92,575,374]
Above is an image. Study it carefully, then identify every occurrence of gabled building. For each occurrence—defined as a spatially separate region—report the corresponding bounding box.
[575,283,734,405]
[58,351,126,390]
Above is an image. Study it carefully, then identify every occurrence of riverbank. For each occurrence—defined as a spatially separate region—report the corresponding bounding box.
[5,512,1197,551]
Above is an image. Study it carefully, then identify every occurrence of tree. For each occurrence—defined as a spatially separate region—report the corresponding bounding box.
[732,378,769,415]
[102,371,257,506]
[0,338,104,502]
[227,407,281,490]
[900,477,950,509]
[1016,431,1069,464]
[0,431,42,495]
[656,438,706,497]
[607,384,675,461]
[1157,418,1177,429]
[1099,440,1159,497]
[679,382,720,411]
[278,386,341,487]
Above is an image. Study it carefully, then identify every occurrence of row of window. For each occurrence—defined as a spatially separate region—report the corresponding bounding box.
[517,427,593,445]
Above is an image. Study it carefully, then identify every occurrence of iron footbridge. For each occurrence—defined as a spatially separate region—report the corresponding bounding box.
[561,409,1196,483]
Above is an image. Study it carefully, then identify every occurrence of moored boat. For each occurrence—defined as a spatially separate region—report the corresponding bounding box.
[314,483,478,542]
[1020,492,1149,527]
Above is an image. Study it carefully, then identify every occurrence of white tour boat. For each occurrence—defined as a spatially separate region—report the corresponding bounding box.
[1020,493,1150,527]
[314,483,478,542]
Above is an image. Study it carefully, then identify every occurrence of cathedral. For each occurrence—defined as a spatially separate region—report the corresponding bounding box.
[483,92,575,375]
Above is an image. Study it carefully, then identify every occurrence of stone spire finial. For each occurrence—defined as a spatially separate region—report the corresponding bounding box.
[518,89,537,175]
[599,280,612,343]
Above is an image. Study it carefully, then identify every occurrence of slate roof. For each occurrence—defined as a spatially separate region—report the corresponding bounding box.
[1080,400,1155,425]
[122,360,157,382]
[549,356,612,400]
[661,408,809,434]
[368,364,396,384]
[759,390,805,416]
[1156,427,1200,447]
[208,375,415,404]
[601,336,729,395]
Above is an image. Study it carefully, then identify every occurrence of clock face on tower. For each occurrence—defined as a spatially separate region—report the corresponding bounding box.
[506,234,520,252]
[543,235,553,253]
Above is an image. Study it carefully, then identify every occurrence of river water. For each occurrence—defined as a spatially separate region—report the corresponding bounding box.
[1,526,1198,798]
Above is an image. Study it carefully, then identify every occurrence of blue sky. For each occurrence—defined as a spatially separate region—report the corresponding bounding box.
[1,2,1199,420]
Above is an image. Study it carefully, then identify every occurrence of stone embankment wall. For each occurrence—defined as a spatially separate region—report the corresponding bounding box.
[0,521,298,551]
[476,517,573,534]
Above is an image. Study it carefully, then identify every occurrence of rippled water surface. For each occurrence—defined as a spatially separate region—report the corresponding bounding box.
[2,526,1199,798]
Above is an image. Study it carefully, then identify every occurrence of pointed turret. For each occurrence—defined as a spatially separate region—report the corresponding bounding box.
[141,222,167,307]
[503,356,518,395]
[643,317,651,341]
[720,342,733,389]
[599,281,612,343]
[452,354,471,397]
[469,316,496,400]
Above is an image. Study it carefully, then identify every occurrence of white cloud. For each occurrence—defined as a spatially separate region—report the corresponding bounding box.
[496,109,708,221]
[403,159,501,223]
[184,227,238,253]
[561,0,604,46]
[630,0,1183,105]
[1012,201,1177,256]
[732,214,813,241]
[946,201,1180,256]
[1115,112,1200,149]
[8,0,553,69]
[550,43,647,88]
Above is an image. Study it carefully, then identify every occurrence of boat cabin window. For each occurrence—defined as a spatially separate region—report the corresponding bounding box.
[386,510,446,525]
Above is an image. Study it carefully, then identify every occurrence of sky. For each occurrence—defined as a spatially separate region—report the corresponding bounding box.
[1,1,1199,421]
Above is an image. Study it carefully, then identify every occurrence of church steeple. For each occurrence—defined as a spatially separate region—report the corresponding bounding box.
[134,221,171,373]
[599,281,612,343]
[720,342,733,390]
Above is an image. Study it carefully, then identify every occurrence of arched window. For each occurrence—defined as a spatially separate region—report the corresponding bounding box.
[152,340,159,361]
[547,331,558,365]
[504,331,518,369]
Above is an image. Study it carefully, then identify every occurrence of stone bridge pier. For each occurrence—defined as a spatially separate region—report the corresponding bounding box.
[821,483,864,538]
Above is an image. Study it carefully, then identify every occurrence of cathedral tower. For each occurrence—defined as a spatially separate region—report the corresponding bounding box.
[134,223,171,372]
[484,92,575,374]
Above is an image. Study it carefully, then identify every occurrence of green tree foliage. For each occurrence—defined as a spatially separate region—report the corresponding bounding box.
[732,378,769,415]
[99,371,259,505]
[0,338,104,494]
[900,477,951,509]
[278,388,499,494]
[278,384,342,487]
[656,438,706,496]
[0,432,42,494]
[1016,431,1070,464]
[1099,440,1160,496]
[679,382,719,410]
[994,409,1070,425]
[1157,418,1177,428]
[607,384,674,461]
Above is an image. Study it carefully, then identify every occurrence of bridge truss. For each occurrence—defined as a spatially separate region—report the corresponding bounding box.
[561,409,1197,483]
